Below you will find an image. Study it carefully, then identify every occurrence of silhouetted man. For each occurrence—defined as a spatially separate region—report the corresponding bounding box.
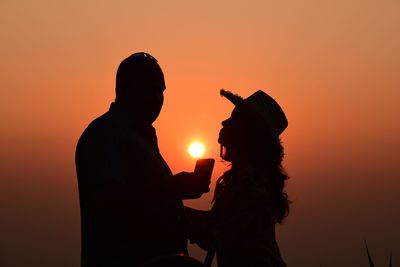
[76,52,210,267]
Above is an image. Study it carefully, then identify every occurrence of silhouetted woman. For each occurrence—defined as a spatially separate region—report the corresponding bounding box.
[185,89,290,267]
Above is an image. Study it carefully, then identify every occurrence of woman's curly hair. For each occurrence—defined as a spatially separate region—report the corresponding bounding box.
[213,106,291,223]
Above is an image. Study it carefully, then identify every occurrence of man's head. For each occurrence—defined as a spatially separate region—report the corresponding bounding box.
[115,52,166,123]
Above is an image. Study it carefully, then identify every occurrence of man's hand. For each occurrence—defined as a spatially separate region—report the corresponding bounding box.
[173,171,211,199]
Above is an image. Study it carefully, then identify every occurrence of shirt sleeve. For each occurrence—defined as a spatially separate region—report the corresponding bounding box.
[76,125,124,190]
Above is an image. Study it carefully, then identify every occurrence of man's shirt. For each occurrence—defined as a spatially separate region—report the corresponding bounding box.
[76,103,187,267]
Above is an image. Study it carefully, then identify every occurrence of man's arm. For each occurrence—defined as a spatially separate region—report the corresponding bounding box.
[76,122,210,214]
[83,171,210,212]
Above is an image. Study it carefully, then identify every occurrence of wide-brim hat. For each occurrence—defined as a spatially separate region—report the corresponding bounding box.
[220,89,288,136]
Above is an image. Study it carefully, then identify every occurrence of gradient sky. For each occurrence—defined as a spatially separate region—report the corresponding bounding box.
[1,1,399,266]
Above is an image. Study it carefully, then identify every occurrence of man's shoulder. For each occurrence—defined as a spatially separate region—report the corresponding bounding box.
[77,111,116,146]
[87,111,114,132]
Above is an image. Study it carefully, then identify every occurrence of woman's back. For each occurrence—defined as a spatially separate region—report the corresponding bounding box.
[212,166,287,267]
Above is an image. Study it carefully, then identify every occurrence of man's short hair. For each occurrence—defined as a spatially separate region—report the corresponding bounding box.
[115,52,165,100]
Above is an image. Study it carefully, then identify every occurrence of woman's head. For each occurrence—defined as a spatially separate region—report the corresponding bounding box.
[218,106,281,166]
[218,90,287,166]
[216,89,291,223]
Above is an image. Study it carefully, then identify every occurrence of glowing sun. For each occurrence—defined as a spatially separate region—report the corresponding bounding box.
[188,142,205,158]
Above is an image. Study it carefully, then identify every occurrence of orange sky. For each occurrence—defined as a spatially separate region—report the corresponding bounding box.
[1,1,399,266]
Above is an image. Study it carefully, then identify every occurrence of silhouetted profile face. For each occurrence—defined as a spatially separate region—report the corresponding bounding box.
[218,106,251,162]
[219,105,282,167]
[115,53,166,124]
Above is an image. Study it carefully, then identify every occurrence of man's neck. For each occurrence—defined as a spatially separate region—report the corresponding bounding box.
[110,102,149,124]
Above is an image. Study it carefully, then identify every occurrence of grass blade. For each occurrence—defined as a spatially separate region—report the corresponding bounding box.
[364,240,375,267]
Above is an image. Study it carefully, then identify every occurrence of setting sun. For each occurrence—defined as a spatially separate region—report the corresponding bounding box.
[188,142,205,158]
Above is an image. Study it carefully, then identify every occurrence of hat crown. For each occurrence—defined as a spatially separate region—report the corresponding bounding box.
[220,89,288,136]
[244,90,288,136]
